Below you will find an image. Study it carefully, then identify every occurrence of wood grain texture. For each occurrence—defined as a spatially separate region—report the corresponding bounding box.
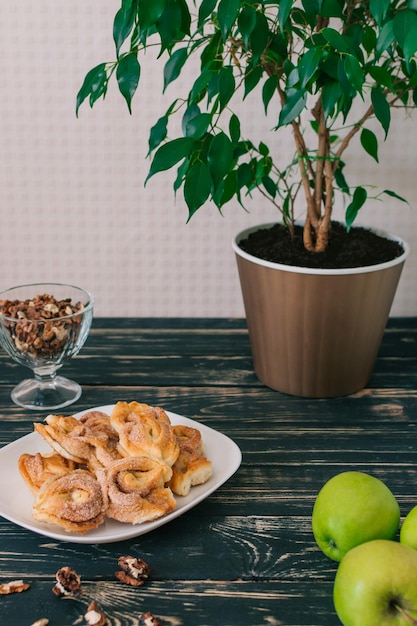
[0,318,416,625]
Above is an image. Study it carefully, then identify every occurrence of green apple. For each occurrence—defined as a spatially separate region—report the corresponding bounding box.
[334,539,417,626]
[400,506,417,550]
[312,471,400,561]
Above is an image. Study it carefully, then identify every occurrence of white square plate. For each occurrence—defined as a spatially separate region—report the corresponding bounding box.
[0,405,242,544]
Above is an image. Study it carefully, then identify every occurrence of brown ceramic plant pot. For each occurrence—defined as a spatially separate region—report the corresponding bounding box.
[233,224,409,398]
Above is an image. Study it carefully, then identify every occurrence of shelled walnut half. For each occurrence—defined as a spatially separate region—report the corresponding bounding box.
[115,556,150,587]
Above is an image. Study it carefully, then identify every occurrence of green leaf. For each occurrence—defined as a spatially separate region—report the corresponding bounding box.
[237,162,253,189]
[218,66,235,110]
[214,171,238,207]
[238,6,257,50]
[368,66,393,90]
[322,28,353,53]
[262,175,277,198]
[189,69,212,103]
[321,81,342,120]
[178,0,191,37]
[393,10,417,62]
[298,47,322,88]
[207,132,234,186]
[148,115,168,154]
[250,11,270,63]
[138,0,166,29]
[334,161,349,194]
[229,114,241,144]
[217,0,240,41]
[113,4,137,57]
[244,65,263,99]
[371,88,390,138]
[343,54,364,96]
[360,128,379,162]
[156,0,187,52]
[383,189,409,204]
[286,66,299,90]
[278,90,307,126]
[362,26,377,55]
[302,0,321,24]
[345,186,367,231]
[182,105,211,138]
[146,137,196,183]
[76,63,108,116]
[184,162,212,218]
[163,48,188,92]
[369,0,390,27]
[258,142,269,158]
[337,57,355,101]
[262,76,278,114]
[173,157,189,193]
[282,191,291,219]
[116,53,140,113]
[320,0,344,19]
[376,21,395,57]
[278,0,293,32]
[198,0,218,28]
[200,29,223,71]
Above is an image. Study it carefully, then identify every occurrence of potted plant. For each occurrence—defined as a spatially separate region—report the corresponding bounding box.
[77,0,416,397]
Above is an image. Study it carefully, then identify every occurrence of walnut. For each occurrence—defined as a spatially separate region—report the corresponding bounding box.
[0,579,30,594]
[138,612,163,625]
[115,555,150,586]
[52,566,81,597]
[84,600,107,625]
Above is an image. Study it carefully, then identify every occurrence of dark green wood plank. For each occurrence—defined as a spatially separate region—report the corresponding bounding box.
[0,514,335,581]
[0,579,337,626]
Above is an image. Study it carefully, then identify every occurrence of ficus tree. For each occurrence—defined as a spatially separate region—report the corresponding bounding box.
[77,0,417,252]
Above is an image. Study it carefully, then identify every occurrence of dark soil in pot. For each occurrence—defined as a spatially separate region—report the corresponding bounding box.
[238,222,404,269]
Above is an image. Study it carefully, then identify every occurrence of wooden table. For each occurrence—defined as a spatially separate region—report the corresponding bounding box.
[1,317,416,626]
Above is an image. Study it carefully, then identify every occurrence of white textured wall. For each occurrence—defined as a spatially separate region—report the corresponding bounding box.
[0,1,416,317]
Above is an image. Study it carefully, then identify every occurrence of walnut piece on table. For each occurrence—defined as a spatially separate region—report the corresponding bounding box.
[52,566,81,597]
[0,579,30,594]
[138,612,163,625]
[84,600,107,625]
[115,555,150,587]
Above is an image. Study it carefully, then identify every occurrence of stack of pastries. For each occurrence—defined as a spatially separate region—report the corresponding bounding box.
[18,401,213,534]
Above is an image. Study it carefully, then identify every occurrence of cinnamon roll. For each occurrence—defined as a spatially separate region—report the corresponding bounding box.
[32,469,107,533]
[110,402,179,467]
[77,410,122,469]
[97,456,176,524]
[18,451,78,496]
[34,415,92,464]
[169,425,212,496]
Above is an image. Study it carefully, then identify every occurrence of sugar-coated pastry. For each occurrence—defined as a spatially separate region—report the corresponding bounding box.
[77,410,122,468]
[34,415,92,463]
[32,469,107,533]
[18,451,78,496]
[110,401,179,467]
[97,456,176,524]
[169,425,213,496]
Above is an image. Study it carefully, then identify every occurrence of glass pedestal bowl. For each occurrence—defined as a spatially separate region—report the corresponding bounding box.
[0,283,94,410]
